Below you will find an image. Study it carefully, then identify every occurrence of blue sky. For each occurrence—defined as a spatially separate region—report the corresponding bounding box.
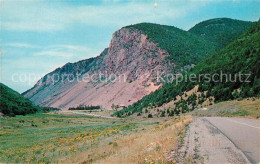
[0,0,259,93]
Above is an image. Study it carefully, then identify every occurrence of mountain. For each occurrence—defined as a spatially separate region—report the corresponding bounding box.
[0,83,38,116]
[23,18,253,110]
[189,18,252,50]
[125,23,216,68]
[115,20,260,117]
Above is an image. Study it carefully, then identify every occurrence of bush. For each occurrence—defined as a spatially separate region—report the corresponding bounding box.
[148,114,153,118]
[160,111,165,117]
[40,107,60,113]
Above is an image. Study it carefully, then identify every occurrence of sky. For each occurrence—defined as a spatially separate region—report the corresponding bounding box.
[0,0,259,93]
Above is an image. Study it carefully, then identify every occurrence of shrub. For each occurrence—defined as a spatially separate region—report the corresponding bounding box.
[160,111,165,117]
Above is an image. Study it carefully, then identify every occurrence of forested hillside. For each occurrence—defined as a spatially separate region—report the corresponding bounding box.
[0,83,59,116]
[114,21,260,117]
[189,18,252,50]
[126,19,252,69]
[0,83,38,116]
[126,23,215,68]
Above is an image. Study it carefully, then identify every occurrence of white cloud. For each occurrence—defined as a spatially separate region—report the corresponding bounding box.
[3,43,41,49]
[33,45,98,58]
[47,45,91,52]
[33,51,73,57]
[2,21,63,32]
[1,0,207,32]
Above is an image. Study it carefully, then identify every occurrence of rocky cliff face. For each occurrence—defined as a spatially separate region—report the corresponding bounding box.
[23,27,174,109]
[23,19,253,110]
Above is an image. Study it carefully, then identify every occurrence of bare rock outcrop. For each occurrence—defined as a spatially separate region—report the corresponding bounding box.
[23,27,174,110]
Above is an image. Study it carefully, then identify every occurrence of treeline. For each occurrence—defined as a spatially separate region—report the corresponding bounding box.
[114,21,260,117]
[68,105,101,110]
[40,107,60,113]
[0,83,60,116]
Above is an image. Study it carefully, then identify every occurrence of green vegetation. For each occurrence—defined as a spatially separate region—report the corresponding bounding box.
[0,83,39,116]
[0,113,136,163]
[189,18,252,50]
[68,105,101,110]
[193,21,260,101]
[126,19,251,69]
[40,107,60,113]
[232,110,249,116]
[126,23,216,68]
[192,98,260,119]
[114,21,260,117]
[0,112,187,163]
[148,114,153,118]
[0,83,60,116]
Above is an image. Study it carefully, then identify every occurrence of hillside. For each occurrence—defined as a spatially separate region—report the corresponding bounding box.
[115,20,260,117]
[189,18,252,50]
[23,18,253,110]
[23,27,175,109]
[0,83,38,116]
[23,22,213,110]
[125,23,215,68]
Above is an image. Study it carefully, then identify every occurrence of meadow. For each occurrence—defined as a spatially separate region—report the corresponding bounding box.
[0,112,191,163]
[192,98,260,119]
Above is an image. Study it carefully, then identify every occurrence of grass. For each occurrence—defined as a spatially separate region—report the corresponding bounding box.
[192,98,260,119]
[0,113,134,163]
[0,112,192,163]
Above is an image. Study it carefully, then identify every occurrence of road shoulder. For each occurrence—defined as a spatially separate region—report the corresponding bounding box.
[173,117,250,164]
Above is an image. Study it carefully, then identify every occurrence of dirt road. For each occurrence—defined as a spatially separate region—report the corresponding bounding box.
[176,117,260,164]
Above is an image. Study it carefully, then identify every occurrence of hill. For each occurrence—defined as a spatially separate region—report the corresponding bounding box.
[189,18,252,50]
[23,22,214,109]
[125,23,215,68]
[114,20,259,117]
[23,18,253,110]
[0,83,38,116]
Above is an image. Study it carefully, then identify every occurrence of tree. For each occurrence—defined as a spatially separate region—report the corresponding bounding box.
[160,111,165,117]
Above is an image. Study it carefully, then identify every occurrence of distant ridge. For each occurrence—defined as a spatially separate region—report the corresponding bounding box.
[189,18,252,49]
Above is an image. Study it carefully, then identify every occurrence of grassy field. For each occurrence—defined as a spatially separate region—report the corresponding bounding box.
[192,98,260,119]
[0,112,191,163]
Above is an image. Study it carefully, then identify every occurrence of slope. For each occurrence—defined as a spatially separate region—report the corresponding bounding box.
[23,22,215,110]
[23,18,253,110]
[189,18,252,50]
[0,83,38,116]
[126,23,215,68]
[115,20,260,117]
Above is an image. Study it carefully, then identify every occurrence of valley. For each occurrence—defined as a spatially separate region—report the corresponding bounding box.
[22,18,253,111]
[0,112,191,163]
[0,98,259,163]
[0,6,259,163]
